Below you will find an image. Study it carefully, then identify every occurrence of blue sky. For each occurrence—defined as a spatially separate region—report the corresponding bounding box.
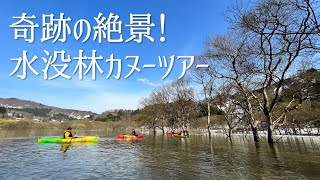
[0,0,232,113]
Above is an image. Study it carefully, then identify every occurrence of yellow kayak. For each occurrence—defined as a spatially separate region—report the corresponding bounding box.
[38,136,99,143]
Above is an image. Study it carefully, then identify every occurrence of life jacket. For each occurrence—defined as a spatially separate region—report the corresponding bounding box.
[63,131,73,138]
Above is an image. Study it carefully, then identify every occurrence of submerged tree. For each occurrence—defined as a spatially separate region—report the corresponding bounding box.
[234,0,320,143]
[139,78,197,134]
[214,81,244,138]
[200,0,320,143]
[192,59,216,138]
[170,78,197,131]
[202,32,261,142]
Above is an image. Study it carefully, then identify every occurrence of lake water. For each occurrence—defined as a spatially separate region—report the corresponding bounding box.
[0,130,319,179]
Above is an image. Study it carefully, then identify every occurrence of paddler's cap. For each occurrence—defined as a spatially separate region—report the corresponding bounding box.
[67,127,72,131]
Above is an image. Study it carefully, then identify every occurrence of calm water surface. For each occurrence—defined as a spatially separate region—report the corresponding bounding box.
[0,130,319,179]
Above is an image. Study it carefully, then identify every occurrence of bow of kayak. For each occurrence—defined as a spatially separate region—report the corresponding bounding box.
[174,134,189,138]
[117,134,144,139]
[38,136,99,143]
[166,132,174,135]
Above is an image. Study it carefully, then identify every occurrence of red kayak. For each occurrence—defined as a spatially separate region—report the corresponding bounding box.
[117,134,144,139]
[166,132,182,135]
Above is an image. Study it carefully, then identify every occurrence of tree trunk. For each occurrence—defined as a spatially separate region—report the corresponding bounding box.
[153,125,156,135]
[292,125,297,135]
[252,126,259,142]
[299,127,302,135]
[262,108,274,143]
[249,120,259,142]
[207,102,212,138]
[266,116,274,143]
[228,128,232,138]
[267,125,274,143]
[161,118,165,135]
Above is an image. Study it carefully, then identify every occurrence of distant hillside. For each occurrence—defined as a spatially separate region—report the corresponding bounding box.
[96,109,136,122]
[0,98,98,121]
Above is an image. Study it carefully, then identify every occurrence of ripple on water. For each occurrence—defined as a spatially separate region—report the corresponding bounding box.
[0,134,319,179]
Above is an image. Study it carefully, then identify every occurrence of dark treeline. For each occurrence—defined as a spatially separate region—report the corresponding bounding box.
[96,0,320,144]
[95,69,320,141]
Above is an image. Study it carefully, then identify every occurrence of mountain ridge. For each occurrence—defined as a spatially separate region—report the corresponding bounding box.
[0,97,98,120]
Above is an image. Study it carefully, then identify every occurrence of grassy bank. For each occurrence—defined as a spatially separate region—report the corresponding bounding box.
[0,118,140,131]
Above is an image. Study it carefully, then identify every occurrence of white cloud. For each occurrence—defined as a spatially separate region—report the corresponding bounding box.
[79,91,144,113]
[39,79,150,113]
[8,78,152,113]
[41,79,103,90]
[137,78,160,87]
[41,80,64,87]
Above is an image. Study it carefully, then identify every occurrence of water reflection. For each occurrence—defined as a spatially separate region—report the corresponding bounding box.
[0,131,320,179]
[60,143,71,153]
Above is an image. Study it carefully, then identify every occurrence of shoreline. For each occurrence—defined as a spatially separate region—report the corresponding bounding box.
[1,118,319,139]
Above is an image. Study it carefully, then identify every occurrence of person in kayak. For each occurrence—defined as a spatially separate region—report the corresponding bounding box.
[131,129,137,136]
[64,127,76,139]
[184,130,189,136]
[180,130,184,136]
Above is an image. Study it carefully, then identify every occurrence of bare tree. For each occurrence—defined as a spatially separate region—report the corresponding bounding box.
[203,32,261,142]
[192,56,216,138]
[170,78,197,131]
[139,79,196,134]
[149,85,172,134]
[233,0,320,143]
[140,97,159,134]
[201,0,320,143]
[215,81,243,138]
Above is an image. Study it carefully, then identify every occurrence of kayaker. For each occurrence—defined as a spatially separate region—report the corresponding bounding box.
[184,130,189,136]
[131,129,137,136]
[64,127,76,139]
[181,130,184,136]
